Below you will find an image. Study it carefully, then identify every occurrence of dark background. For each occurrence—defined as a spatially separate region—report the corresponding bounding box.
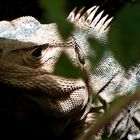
[0,0,135,21]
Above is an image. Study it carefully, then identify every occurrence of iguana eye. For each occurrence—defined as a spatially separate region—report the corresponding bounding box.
[31,47,42,57]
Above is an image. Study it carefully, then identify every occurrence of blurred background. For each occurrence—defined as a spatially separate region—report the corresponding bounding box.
[0,0,136,21]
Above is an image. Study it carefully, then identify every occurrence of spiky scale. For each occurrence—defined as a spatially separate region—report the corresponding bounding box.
[67,7,77,21]
[74,7,85,20]
[86,6,99,24]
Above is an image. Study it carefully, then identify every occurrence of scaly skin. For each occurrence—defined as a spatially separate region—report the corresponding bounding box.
[0,12,91,138]
[0,5,140,139]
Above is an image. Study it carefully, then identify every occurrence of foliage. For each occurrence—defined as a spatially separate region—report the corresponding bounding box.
[39,0,140,139]
[53,52,83,78]
[39,0,73,39]
[88,37,106,69]
[109,3,140,69]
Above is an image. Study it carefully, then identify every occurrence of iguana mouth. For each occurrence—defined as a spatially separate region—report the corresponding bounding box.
[34,75,87,99]
[23,80,86,99]
[0,67,88,98]
[0,65,89,118]
[47,85,86,98]
[25,84,89,117]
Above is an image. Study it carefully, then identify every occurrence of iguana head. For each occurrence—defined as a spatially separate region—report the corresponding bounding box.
[0,6,112,119]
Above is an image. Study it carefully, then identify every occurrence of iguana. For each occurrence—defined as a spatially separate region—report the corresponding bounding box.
[0,5,139,140]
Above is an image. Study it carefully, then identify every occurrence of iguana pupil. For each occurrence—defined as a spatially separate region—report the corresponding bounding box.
[31,47,42,57]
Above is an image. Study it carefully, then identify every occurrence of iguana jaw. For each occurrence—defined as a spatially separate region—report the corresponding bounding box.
[0,58,89,118]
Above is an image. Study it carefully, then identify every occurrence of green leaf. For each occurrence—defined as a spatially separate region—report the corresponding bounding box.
[53,52,83,78]
[39,0,74,39]
[109,4,140,69]
[88,37,106,69]
[57,20,74,40]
